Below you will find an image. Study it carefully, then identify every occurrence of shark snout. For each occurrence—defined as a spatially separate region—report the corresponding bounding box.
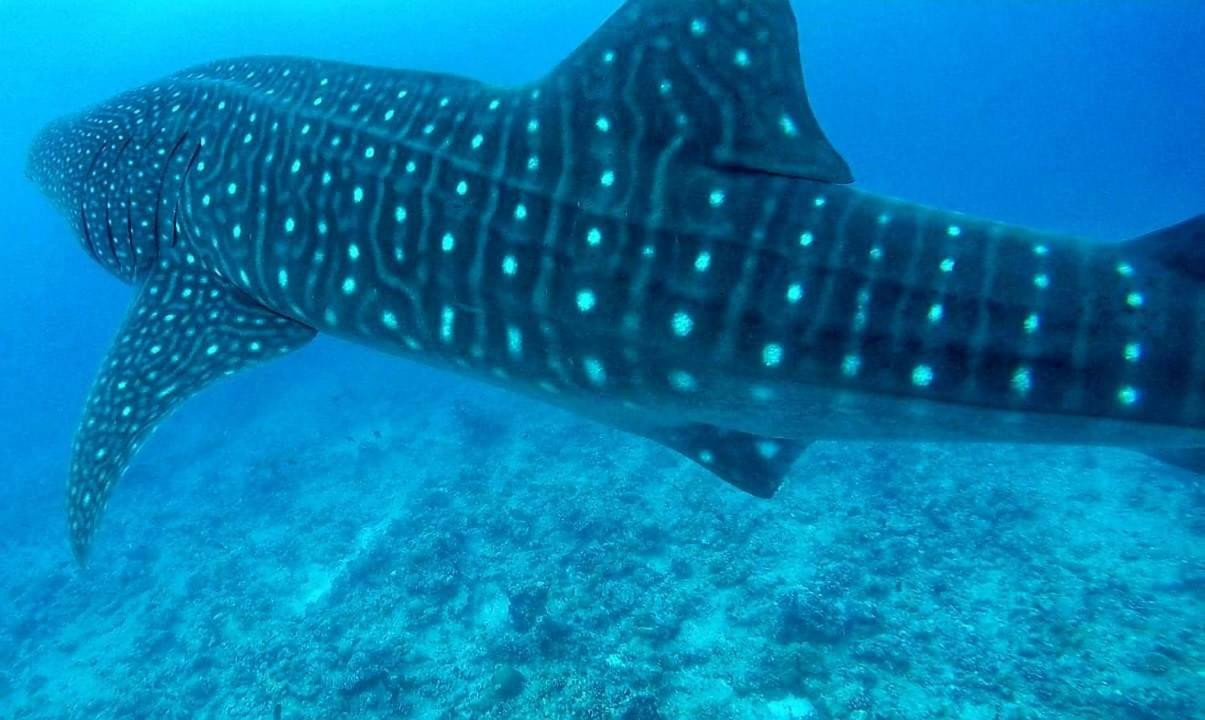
[26,118,76,197]
[25,124,53,188]
[26,114,93,210]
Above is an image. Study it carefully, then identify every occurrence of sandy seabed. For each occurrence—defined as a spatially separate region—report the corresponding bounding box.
[1,360,1201,719]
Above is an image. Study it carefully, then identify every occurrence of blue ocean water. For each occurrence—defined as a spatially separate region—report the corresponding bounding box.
[1,1,1202,717]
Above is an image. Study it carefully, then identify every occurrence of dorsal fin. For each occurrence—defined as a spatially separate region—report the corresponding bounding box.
[549,0,851,183]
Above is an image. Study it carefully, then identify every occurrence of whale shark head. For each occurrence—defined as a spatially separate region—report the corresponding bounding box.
[28,89,204,284]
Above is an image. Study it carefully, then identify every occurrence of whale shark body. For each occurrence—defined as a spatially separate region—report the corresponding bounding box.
[27,0,1204,562]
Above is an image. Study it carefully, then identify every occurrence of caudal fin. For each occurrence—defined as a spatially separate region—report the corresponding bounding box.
[1128,214,1205,280]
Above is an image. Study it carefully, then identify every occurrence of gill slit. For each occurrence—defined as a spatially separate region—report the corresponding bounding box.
[78,206,101,265]
[79,141,110,266]
[102,138,137,276]
[152,131,190,263]
[172,140,204,249]
[102,198,119,267]
[111,137,136,279]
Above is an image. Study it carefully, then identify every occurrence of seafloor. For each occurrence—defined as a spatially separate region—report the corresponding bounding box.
[1,352,1201,720]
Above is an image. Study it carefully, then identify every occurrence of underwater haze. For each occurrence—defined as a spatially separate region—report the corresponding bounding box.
[2,1,1204,718]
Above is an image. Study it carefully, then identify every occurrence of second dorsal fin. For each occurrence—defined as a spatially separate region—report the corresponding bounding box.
[645,422,809,498]
[547,0,852,183]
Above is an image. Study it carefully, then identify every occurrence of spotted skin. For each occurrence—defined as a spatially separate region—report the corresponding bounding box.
[25,0,1205,562]
[66,263,315,558]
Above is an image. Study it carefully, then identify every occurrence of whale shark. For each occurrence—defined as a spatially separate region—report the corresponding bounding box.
[26,0,1204,562]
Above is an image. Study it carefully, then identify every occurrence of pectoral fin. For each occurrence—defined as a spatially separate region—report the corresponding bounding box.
[68,261,315,563]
